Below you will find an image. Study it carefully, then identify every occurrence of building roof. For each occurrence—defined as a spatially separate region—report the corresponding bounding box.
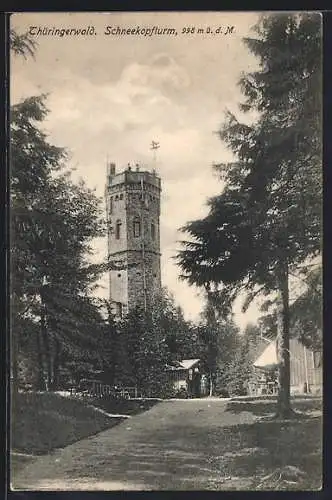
[250,338,270,362]
[166,359,200,371]
[253,341,278,370]
[180,359,200,370]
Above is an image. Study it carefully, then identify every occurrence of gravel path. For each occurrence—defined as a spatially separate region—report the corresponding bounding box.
[12,399,257,491]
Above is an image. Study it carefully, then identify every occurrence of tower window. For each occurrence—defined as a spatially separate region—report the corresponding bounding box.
[109,196,113,214]
[115,195,119,201]
[115,220,122,240]
[115,302,123,318]
[133,218,141,238]
[313,351,322,368]
[120,193,124,200]
[151,222,156,241]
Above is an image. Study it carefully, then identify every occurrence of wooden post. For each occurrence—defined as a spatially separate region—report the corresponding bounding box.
[312,350,316,388]
[304,345,309,393]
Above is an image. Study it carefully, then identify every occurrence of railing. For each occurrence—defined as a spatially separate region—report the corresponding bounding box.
[71,381,145,399]
[248,381,279,396]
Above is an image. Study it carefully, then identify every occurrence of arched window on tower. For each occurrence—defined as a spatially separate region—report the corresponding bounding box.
[133,217,141,238]
[115,302,123,319]
[151,222,156,241]
[115,220,122,240]
[109,196,113,214]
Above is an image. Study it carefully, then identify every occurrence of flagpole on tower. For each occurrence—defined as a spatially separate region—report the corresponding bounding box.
[150,140,160,170]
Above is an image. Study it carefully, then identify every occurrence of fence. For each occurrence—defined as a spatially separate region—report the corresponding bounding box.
[71,380,145,399]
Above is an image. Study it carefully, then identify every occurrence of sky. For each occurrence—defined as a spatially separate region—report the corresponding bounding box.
[11,11,265,330]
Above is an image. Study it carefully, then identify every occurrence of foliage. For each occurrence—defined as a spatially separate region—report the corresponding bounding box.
[150,287,201,361]
[257,265,322,349]
[191,294,242,396]
[10,28,36,58]
[220,323,262,396]
[177,12,321,299]
[112,306,171,396]
[97,288,205,397]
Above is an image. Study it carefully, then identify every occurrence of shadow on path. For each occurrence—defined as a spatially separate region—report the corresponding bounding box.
[226,398,322,417]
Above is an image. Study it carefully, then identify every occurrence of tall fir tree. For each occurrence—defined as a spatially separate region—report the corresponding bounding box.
[10,30,107,391]
[177,13,322,417]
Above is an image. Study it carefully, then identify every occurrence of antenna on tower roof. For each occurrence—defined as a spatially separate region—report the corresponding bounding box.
[150,140,160,170]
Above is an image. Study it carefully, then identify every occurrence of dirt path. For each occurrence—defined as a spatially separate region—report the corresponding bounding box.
[12,398,259,491]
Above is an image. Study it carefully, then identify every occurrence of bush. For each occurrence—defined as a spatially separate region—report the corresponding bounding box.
[174,387,189,399]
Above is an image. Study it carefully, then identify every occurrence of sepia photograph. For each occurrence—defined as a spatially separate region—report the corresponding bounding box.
[9,10,322,491]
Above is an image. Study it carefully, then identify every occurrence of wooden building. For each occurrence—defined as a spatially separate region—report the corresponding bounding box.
[166,359,209,398]
[250,338,322,396]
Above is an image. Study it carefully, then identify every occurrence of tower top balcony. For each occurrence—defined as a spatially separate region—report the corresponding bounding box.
[106,162,161,191]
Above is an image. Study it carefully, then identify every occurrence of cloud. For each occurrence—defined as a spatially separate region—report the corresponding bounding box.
[11,11,263,330]
[121,54,191,91]
[42,56,190,142]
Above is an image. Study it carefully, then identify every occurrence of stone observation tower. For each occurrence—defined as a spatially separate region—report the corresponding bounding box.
[105,162,162,318]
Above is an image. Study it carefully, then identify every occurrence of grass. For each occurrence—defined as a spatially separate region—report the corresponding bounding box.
[10,392,160,478]
[11,392,125,456]
[226,396,322,417]
[219,398,323,490]
[11,392,160,456]
[88,396,159,416]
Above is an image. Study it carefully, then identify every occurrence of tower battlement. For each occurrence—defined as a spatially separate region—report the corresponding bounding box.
[105,161,162,319]
[107,163,161,191]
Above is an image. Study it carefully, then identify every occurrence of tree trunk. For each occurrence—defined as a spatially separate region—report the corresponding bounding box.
[50,337,61,390]
[205,286,217,398]
[276,261,294,418]
[40,294,52,391]
[11,330,19,395]
[11,296,22,396]
[209,371,213,397]
[36,321,46,391]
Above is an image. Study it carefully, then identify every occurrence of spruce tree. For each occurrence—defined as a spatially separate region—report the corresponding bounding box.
[177,13,322,417]
[10,30,107,391]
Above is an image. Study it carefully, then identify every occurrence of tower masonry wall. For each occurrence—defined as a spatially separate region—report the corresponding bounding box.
[127,250,161,311]
[106,165,162,316]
